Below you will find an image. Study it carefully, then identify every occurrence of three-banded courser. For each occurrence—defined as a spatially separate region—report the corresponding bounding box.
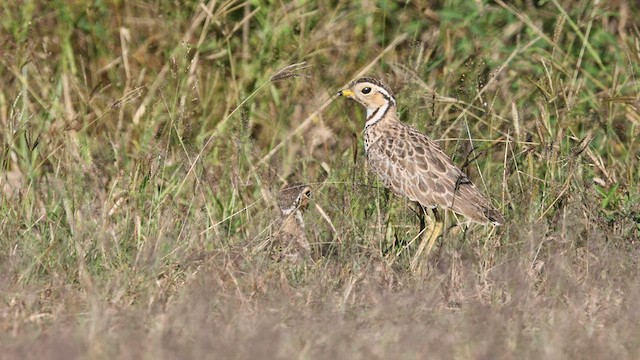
[274,184,313,263]
[338,77,504,265]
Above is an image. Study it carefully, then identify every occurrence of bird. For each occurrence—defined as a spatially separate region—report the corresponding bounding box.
[272,183,313,263]
[338,77,504,263]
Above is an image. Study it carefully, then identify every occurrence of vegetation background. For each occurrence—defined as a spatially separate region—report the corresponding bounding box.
[1,0,639,358]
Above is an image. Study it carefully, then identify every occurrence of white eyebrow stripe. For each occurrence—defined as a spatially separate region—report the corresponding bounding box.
[376,87,396,107]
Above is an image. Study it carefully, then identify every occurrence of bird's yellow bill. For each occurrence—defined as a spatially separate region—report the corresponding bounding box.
[338,89,354,98]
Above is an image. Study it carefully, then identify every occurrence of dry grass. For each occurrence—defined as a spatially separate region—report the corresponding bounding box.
[1,0,639,359]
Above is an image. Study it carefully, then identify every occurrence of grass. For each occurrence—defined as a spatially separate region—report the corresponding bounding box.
[1,0,639,358]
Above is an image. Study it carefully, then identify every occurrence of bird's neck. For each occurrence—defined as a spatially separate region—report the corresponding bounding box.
[281,209,305,233]
[363,102,396,153]
[364,102,395,129]
[295,210,305,229]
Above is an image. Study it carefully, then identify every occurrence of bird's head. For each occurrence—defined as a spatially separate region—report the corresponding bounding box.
[338,77,396,113]
[278,184,312,216]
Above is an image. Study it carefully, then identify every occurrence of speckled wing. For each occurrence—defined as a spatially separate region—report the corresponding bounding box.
[366,123,504,224]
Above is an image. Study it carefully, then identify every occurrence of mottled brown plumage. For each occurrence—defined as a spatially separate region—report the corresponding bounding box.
[273,184,313,262]
[338,77,504,225]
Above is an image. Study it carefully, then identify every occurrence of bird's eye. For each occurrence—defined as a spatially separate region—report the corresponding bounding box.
[361,87,371,94]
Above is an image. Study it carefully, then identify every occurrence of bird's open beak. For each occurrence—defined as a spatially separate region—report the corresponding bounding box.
[337,89,354,98]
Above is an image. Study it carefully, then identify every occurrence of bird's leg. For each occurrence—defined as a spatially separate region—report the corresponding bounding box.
[415,202,426,234]
[410,207,444,272]
[426,208,444,255]
[432,207,442,222]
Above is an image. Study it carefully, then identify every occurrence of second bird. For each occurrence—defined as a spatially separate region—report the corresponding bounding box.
[338,77,504,226]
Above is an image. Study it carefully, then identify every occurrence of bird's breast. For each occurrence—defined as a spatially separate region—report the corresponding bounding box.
[363,127,384,154]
